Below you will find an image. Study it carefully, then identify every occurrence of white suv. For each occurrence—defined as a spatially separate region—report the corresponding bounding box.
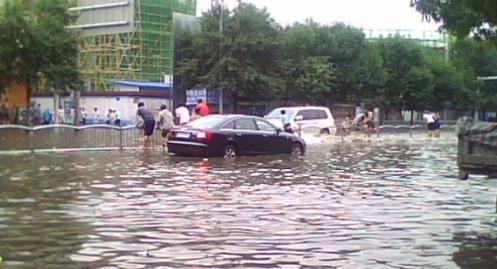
[265,106,336,134]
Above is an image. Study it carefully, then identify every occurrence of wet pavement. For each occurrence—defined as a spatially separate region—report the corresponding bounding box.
[1,134,497,268]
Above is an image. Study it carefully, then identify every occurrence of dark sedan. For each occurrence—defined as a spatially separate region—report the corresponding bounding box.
[167,115,306,158]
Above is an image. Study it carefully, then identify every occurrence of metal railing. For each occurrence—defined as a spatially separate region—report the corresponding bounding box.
[0,122,458,154]
[0,124,164,154]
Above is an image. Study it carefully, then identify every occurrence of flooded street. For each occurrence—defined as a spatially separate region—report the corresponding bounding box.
[1,134,497,268]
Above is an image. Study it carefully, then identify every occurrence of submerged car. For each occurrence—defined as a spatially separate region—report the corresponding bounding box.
[167,115,306,158]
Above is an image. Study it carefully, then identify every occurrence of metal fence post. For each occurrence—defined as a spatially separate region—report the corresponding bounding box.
[119,126,124,150]
[29,129,34,153]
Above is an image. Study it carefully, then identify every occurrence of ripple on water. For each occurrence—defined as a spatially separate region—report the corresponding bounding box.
[1,135,497,268]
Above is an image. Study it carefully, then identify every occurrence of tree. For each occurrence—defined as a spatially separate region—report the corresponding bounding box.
[450,39,497,113]
[293,56,337,104]
[176,3,284,106]
[375,37,433,113]
[0,0,81,102]
[411,0,497,39]
[279,22,385,104]
[423,49,466,111]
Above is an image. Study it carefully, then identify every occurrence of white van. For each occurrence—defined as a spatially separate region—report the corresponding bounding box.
[265,106,336,134]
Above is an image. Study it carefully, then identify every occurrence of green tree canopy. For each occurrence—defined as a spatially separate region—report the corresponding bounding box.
[0,0,81,98]
[375,37,433,111]
[279,21,385,104]
[450,39,497,111]
[411,0,497,39]
[176,3,283,103]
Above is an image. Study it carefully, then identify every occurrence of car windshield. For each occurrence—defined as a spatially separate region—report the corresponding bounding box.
[187,116,228,129]
[267,108,296,123]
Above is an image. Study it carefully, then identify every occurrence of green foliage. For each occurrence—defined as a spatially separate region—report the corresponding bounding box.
[177,3,495,114]
[423,49,466,110]
[293,56,337,104]
[451,39,497,111]
[375,37,469,112]
[411,0,497,40]
[176,3,283,102]
[0,0,81,95]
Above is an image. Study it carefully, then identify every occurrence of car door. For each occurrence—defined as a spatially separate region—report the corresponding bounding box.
[255,119,292,154]
[295,109,318,132]
[233,118,264,155]
[315,109,330,130]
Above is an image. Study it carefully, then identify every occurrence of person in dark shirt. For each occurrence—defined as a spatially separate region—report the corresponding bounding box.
[136,102,156,149]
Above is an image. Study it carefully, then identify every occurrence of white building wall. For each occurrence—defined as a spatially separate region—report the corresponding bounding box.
[32,95,171,124]
[33,97,55,111]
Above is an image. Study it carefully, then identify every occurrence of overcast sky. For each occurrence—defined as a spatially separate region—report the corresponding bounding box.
[197,0,439,31]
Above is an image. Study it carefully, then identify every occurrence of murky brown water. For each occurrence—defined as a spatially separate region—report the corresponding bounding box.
[1,135,497,268]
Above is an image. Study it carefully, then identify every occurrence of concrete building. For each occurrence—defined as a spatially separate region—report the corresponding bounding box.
[28,0,198,124]
[68,0,197,91]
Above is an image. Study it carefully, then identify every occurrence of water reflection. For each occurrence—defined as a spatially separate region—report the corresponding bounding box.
[452,231,497,269]
[1,135,497,268]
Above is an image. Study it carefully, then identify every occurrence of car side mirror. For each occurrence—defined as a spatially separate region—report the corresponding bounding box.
[295,115,303,121]
[276,128,282,135]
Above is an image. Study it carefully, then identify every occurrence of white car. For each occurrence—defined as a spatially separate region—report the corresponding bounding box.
[265,106,336,134]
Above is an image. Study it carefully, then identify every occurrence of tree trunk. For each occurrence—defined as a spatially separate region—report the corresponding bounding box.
[232,92,238,114]
[410,109,414,126]
[26,78,32,126]
[53,93,59,124]
[73,90,81,125]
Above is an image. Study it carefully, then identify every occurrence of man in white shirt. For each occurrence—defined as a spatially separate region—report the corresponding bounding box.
[423,112,436,137]
[175,104,190,125]
[57,106,65,124]
[114,109,121,126]
[93,107,100,124]
[158,104,175,148]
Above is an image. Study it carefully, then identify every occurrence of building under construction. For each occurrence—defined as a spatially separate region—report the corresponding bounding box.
[68,0,197,91]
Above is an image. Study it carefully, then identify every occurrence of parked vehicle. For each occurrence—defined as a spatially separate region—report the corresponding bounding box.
[265,106,336,134]
[167,115,306,158]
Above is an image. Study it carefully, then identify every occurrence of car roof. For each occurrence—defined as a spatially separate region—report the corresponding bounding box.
[207,114,263,120]
[270,106,330,110]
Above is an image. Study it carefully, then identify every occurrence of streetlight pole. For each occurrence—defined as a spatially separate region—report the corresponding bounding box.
[475,76,497,121]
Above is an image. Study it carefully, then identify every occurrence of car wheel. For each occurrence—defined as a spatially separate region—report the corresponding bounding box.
[320,128,330,135]
[222,145,238,159]
[291,143,304,156]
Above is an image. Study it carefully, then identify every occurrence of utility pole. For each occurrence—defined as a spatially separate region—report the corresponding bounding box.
[218,0,224,114]
[444,34,450,63]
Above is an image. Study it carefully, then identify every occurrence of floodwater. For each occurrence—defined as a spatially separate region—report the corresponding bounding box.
[1,134,497,269]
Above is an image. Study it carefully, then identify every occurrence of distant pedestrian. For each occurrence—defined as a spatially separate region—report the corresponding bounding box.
[114,109,121,126]
[190,107,203,122]
[33,103,42,125]
[57,105,65,124]
[43,108,52,125]
[175,104,190,125]
[157,104,174,148]
[0,103,8,124]
[93,107,100,124]
[425,111,441,138]
[195,99,211,116]
[106,109,114,125]
[352,112,366,131]
[433,112,441,138]
[365,109,375,135]
[80,107,87,125]
[136,102,155,149]
[423,111,437,138]
[342,115,352,135]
